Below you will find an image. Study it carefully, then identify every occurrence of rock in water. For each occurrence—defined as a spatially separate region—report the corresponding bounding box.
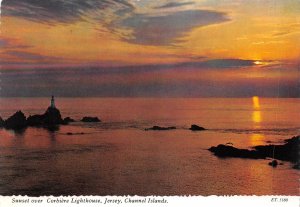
[254,136,299,163]
[0,117,4,128]
[208,144,264,159]
[43,107,63,125]
[209,135,299,166]
[293,163,299,170]
[4,111,27,129]
[27,107,64,126]
[63,117,75,123]
[145,126,176,131]
[268,160,278,167]
[27,114,45,126]
[189,124,206,131]
[81,117,101,122]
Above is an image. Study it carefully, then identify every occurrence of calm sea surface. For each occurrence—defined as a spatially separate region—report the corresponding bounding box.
[0,98,299,195]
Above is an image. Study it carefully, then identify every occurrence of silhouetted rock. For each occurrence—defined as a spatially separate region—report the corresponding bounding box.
[43,107,63,125]
[253,136,299,163]
[293,163,299,170]
[27,107,63,127]
[4,111,27,129]
[189,124,206,131]
[0,117,4,128]
[63,117,75,123]
[27,114,45,126]
[208,144,264,159]
[145,126,176,131]
[209,135,299,167]
[66,132,85,135]
[268,160,278,167]
[81,117,100,122]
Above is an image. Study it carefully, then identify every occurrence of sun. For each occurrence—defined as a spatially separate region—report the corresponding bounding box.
[254,61,262,65]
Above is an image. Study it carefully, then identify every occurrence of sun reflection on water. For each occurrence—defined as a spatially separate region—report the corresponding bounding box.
[252,111,262,123]
[252,96,260,109]
[251,96,265,145]
[250,134,265,146]
[252,96,262,124]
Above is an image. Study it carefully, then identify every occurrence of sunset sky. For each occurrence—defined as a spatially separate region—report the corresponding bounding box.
[0,0,299,97]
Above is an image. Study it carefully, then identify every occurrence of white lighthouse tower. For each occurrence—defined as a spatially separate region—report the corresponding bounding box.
[50,95,56,108]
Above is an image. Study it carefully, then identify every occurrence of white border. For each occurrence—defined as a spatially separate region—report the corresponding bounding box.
[0,196,299,207]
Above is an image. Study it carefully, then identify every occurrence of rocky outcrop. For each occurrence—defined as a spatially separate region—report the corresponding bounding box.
[189,124,206,131]
[3,106,99,130]
[27,107,63,126]
[66,132,85,135]
[43,107,63,125]
[81,117,100,122]
[209,135,299,168]
[268,160,278,167]
[208,144,264,159]
[2,96,80,130]
[27,114,45,126]
[0,117,4,128]
[293,163,299,170]
[145,126,176,131]
[4,111,27,129]
[63,117,75,123]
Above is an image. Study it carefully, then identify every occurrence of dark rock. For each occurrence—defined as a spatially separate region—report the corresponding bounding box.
[293,163,299,170]
[63,117,75,123]
[81,117,100,122]
[268,160,278,167]
[145,126,176,131]
[209,135,299,164]
[27,114,45,126]
[208,144,265,159]
[66,132,85,135]
[0,116,4,128]
[254,136,299,163]
[43,107,63,125]
[189,124,206,131]
[27,107,63,127]
[4,111,27,129]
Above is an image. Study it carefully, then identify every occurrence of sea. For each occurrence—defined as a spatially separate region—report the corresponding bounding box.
[0,97,299,196]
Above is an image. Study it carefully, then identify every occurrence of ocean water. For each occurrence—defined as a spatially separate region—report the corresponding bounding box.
[0,97,299,196]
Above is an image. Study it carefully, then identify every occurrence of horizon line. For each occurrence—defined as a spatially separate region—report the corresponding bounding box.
[0,96,299,99]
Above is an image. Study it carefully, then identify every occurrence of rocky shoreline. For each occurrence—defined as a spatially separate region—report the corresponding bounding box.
[208,135,299,169]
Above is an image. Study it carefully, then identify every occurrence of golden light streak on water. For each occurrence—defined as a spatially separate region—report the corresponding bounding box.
[252,96,260,109]
[250,133,265,145]
[252,111,262,123]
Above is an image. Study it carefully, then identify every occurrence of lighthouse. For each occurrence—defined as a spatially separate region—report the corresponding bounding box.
[50,95,56,108]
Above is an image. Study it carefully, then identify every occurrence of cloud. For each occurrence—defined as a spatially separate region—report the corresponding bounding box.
[154,1,195,9]
[2,1,229,46]
[0,58,258,75]
[119,10,229,45]
[0,38,31,49]
[110,58,256,72]
[1,65,298,97]
[4,50,61,63]
[179,59,256,68]
[0,39,10,47]
[1,0,134,24]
